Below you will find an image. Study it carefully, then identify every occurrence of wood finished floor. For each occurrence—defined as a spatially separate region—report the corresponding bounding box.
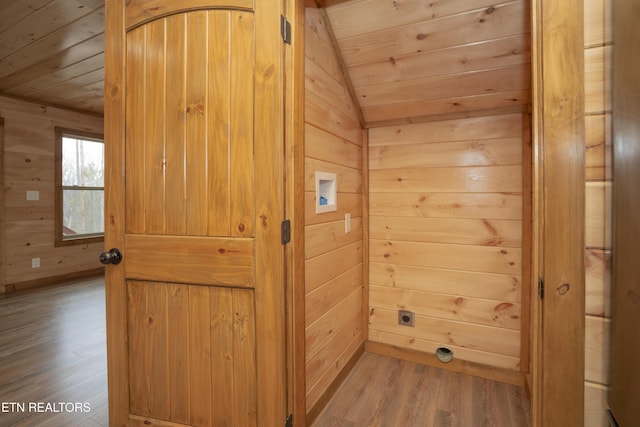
[0,277,530,427]
[0,276,108,426]
[312,352,531,427]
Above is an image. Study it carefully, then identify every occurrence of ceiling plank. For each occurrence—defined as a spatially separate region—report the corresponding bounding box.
[335,1,527,66]
[0,0,99,60]
[349,35,530,87]
[0,0,53,33]
[326,0,502,39]
[0,6,104,79]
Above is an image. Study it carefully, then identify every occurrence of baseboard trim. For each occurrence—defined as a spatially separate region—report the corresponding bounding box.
[0,268,105,295]
[306,342,365,426]
[365,340,526,388]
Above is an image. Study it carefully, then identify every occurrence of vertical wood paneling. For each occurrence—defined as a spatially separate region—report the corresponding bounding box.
[125,27,146,235]
[126,282,257,426]
[164,14,187,236]
[185,12,208,236]
[167,284,190,424]
[368,113,524,370]
[206,11,232,237]
[229,11,255,238]
[127,281,170,419]
[232,288,257,425]
[210,287,234,425]
[188,284,213,426]
[304,7,365,415]
[144,20,166,235]
[124,11,257,239]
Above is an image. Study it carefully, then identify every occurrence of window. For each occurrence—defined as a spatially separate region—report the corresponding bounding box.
[55,127,104,246]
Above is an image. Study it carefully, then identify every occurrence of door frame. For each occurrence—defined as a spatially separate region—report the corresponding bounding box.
[284,0,307,425]
[530,0,586,425]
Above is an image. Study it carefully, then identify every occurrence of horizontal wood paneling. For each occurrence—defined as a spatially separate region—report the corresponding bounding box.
[0,95,103,289]
[368,113,523,146]
[366,333,521,372]
[306,218,363,259]
[370,263,521,303]
[585,248,611,317]
[585,381,609,427]
[370,137,522,170]
[585,45,612,114]
[370,239,521,275]
[585,315,610,385]
[370,192,522,220]
[370,165,522,193]
[369,307,521,358]
[306,319,363,411]
[305,242,362,294]
[306,124,362,168]
[370,285,521,330]
[305,192,362,225]
[306,287,362,360]
[369,113,524,370]
[370,217,521,247]
[585,114,612,181]
[584,0,612,47]
[583,4,612,420]
[585,181,612,249]
[357,65,530,108]
[304,7,364,416]
[304,158,362,193]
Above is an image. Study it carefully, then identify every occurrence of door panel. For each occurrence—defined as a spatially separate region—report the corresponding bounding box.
[105,1,286,425]
[125,235,254,287]
[125,10,254,239]
[127,281,256,425]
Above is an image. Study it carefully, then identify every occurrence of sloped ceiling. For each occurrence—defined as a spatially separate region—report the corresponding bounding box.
[323,0,531,127]
[0,0,530,122]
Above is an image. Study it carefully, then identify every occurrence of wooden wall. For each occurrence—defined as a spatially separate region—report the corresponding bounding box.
[0,95,104,293]
[304,8,365,413]
[368,113,524,371]
[584,0,612,424]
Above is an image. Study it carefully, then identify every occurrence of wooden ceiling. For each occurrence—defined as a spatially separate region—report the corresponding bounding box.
[0,0,105,114]
[0,1,531,123]
[324,0,531,126]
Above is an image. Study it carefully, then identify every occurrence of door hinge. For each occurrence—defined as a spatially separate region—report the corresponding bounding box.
[285,414,293,427]
[538,277,544,300]
[281,219,291,245]
[281,15,291,44]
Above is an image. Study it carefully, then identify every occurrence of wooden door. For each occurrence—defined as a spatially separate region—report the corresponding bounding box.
[609,0,640,425]
[104,1,287,426]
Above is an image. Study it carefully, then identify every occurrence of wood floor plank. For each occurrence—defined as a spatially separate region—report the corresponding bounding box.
[312,352,531,427]
[0,276,108,427]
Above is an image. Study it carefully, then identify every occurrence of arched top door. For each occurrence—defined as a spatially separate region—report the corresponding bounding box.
[104,1,287,425]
